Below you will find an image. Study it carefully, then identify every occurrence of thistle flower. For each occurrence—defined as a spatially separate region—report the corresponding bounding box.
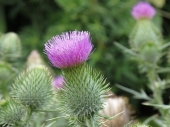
[100,93,132,127]
[52,76,65,89]
[45,31,109,126]
[44,30,93,69]
[11,65,53,109]
[131,1,156,20]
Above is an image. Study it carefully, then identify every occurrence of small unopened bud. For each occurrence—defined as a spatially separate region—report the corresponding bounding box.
[0,32,21,61]
[27,50,44,67]
[11,65,53,109]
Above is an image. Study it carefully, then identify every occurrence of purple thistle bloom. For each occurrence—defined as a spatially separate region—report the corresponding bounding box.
[44,31,93,68]
[53,76,65,89]
[131,1,156,20]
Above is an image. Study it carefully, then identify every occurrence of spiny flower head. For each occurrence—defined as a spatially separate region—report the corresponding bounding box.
[44,30,93,69]
[52,75,65,89]
[11,65,53,109]
[0,100,24,126]
[131,1,156,20]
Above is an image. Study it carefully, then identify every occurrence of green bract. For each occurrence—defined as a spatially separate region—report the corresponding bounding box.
[129,19,162,52]
[11,65,53,109]
[139,41,160,64]
[58,64,109,126]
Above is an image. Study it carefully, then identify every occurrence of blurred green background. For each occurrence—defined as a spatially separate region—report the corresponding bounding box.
[0,0,170,124]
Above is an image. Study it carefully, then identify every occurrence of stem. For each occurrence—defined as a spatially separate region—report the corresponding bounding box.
[148,66,166,116]
[24,107,32,125]
[33,109,59,112]
[0,81,9,99]
[85,118,97,127]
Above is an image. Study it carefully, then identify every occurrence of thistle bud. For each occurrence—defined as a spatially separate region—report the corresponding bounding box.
[11,65,53,109]
[139,41,160,64]
[0,32,21,61]
[27,50,44,67]
[0,100,24,126]
[129,20,162,51]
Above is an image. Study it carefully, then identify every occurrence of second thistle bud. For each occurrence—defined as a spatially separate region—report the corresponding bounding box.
[130,1,162,52]
[11,65,53,109]
[129,20,162,52]
[44,30,93,69]
[0,32,21,61]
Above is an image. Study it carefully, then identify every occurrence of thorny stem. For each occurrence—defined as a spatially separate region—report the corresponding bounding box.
[148,65,166,116]
[85,118,97,127]
[23,107,32,125]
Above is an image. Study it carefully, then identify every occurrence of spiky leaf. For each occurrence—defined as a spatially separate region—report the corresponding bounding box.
[11,65,53,109]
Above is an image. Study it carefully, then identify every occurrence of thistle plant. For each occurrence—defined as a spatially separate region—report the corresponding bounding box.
[115,1,170,126]
[0,65,53,127]
[44,30,109,127]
